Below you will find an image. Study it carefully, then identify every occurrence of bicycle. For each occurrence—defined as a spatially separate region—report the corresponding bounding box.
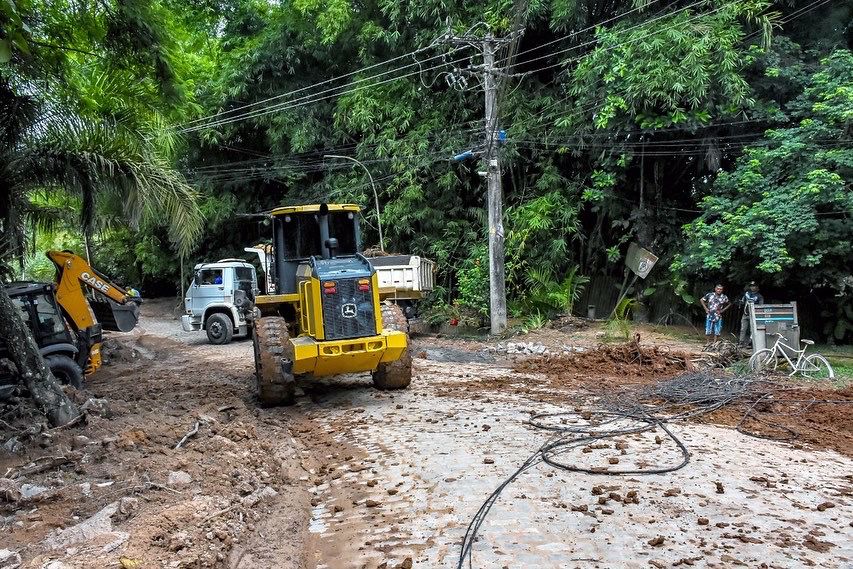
[748,332,835,380]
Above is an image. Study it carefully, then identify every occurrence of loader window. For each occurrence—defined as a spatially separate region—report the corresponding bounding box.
[328,212,358,255]
[32,293,68,344]
[11,297,31,327]
[280,215,322,259]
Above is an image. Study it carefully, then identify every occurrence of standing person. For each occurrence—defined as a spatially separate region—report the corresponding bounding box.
[700,284,731,345]
[738,281,764,347]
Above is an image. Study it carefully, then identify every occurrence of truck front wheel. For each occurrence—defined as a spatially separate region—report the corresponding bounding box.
[206,313,234,345]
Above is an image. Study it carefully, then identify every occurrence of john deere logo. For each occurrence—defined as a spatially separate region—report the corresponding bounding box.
[341,303,357,318]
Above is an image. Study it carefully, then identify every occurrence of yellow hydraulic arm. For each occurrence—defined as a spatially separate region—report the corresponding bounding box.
[47,250,139,374]
[48,250,133,330]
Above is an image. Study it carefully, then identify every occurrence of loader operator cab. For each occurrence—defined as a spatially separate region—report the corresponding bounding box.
[1,282,86,390]
[271,204,361,294]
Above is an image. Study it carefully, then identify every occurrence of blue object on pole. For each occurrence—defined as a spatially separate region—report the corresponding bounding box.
[452,150,474,161]
[498,129,507,142]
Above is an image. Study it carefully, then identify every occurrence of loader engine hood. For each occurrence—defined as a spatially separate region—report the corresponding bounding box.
[311,255,376,341]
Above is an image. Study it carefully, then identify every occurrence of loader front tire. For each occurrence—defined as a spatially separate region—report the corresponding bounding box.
[372,303,412,390]
[253,317,296,406]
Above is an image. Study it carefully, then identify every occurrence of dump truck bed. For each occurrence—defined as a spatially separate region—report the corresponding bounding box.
[370,255,436,300]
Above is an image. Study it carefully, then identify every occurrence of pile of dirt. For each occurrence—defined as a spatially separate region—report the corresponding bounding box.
[514,335,691,391]
[702,382,853,458]
[1,333,309,569]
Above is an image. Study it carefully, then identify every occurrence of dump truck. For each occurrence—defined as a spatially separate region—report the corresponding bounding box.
[250,203,412,406]
[181,259,258,344]
[1,251,141,387]
[368,254,436,319]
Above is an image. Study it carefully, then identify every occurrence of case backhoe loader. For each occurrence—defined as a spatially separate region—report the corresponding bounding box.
[251,203,412,406]
[1,251,140,388]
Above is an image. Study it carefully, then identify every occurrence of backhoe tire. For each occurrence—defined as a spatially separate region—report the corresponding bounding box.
[206,313,233,345]
[45,355,83,390]
[253,317,296,406]
[372,303,412,390]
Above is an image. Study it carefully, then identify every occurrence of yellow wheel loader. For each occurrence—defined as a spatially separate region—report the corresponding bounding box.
[251,204,412,406]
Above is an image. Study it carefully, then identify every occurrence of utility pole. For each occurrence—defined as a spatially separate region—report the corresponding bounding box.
[442,27,518,335]
[483,35,507,335]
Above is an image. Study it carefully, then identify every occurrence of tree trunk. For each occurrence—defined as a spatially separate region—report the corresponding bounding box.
[83,231,93,264]
[0,285,81,427]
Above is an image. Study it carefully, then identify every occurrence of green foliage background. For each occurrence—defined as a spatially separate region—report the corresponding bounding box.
[3,0,852,339]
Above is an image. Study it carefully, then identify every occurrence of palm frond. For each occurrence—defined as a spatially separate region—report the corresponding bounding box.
[9,112,202,257]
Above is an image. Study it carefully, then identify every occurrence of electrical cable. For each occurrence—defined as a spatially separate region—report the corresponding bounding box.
[178,41,456,129]
[456,368,853,568]
[180,49,473,133]
[493,0,668,67]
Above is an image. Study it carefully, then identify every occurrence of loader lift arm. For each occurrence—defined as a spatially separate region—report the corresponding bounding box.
[46,250,141,374]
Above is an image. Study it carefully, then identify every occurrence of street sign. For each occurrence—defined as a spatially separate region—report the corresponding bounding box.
[626,243,658,279]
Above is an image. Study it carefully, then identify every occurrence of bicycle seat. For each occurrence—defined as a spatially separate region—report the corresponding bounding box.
[801,339,814,345]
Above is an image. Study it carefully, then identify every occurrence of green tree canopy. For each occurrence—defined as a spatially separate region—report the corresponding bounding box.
[676,50,852,291]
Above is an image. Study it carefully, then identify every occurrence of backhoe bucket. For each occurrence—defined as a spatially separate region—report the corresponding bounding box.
[90,298,141,332]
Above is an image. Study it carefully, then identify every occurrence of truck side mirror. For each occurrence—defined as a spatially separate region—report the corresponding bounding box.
[193,272,201,286]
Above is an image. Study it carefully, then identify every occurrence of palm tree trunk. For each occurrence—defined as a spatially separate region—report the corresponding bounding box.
[84,231,92,264]
[0,285,81,427]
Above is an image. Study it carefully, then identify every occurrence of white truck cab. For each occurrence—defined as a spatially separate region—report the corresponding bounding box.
[182,259,259,344]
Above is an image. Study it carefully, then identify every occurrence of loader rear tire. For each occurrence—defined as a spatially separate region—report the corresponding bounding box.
[253,317,296,406]
[372,303,412,390]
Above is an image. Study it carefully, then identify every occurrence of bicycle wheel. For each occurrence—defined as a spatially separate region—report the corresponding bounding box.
[749,349,777,373]
[800,354,835,381]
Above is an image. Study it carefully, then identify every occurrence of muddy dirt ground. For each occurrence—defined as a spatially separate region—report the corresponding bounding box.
[1,299,851,568]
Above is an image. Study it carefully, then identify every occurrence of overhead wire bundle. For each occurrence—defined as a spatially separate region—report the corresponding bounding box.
[457,370,744,568]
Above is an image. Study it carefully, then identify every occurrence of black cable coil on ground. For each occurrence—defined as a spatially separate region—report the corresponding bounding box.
[457,370,850,568]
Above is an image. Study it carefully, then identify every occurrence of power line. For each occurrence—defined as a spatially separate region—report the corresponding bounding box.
[180,48,473,133]
[184,0,778,172]
[178,42,454,129]
[488,0,832,148]
[494,0,667,67]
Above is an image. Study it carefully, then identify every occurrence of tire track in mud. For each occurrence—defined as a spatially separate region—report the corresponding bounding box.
[290,376,434,569]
